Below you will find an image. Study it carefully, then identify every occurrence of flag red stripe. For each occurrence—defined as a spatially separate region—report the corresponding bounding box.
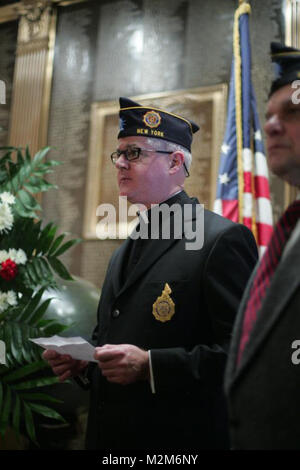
[254,175,271,198]
[222,200,239,222]
[257,222,273,246]
[244,171,252,193]
[243,217,252,230]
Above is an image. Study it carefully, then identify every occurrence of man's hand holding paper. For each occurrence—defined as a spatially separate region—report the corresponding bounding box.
[31,335,95,382]
[42,349,88,383]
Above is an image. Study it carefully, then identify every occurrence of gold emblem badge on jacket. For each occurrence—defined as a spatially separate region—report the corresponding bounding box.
[152,283,175,322]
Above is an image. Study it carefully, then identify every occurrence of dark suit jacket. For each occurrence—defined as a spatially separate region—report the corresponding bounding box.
[85,191,258,450]
[225,224,300,449]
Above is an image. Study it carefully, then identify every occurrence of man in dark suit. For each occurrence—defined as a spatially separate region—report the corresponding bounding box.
[225,43,300,450]
[43,97,257,450]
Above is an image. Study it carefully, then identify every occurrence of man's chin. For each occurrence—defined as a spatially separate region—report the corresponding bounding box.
[268,156,289,177]
[119,188,130,197]
[119,190,136,204]
[270,165,300,187]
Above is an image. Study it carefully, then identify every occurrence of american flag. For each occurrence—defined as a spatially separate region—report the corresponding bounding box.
[213,2,273,256]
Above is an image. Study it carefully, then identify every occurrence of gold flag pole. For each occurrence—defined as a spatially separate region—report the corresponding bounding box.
[234,0,251,223]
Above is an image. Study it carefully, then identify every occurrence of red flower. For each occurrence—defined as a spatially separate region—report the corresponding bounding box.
[0,258,18,281]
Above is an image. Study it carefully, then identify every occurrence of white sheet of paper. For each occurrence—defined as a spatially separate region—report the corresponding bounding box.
[29,335,97,363]
[0,340,6,365]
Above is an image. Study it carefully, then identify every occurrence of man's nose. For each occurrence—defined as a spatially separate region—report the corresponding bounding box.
[264,114,284,136]
[115,154,130,169]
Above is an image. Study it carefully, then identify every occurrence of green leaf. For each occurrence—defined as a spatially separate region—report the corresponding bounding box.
[13,376,59,390]
[0,386,11,436]
[22,334,36,363]
[0,381,3,412]
[32,146,51,166]
[36,318,56,328]
[28,403,65,422]
[27,298,53,326]
[43,322,69,336]
[19,392,63,404]
[23,403,37,445]
[24,180,57,194]
[8,160,18,180]
[0,170,8,184]
[17,148,24,166]
[31,257,44,280]
[18,189,42,211]
[17,288,45,322]
[26,262,39,284]
[25,145,31,163]
[22,183,39,194]
[37,160,61,169]
[52,238,81,257]
[11,323,24,365]
[17,165,28,189]
[48,233,66,256]
[2,360,49,383]
[37,223,57,254]
[3,322,12,359]
[14,197,37,218]
[5,351,13,368]
[0,145,16,151]
[48,257,73,281]
[12,393,21,435]
[38,257,54,279]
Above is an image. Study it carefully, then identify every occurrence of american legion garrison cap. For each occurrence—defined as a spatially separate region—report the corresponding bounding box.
[270,42,300,96]
[118,97,199,152]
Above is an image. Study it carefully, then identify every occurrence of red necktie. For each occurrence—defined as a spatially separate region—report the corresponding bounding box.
[238,200,300,365]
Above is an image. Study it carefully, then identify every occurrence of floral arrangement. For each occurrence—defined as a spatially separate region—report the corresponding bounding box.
[0,192,26,313]
[0,146,80,446]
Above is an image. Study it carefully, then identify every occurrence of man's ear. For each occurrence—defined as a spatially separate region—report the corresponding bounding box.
[169,151,185,174]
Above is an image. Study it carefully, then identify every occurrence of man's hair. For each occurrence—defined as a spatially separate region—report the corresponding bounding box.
[144,137,192,172]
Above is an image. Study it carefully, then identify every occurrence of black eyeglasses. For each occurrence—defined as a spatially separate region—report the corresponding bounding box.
[110,147,190,177]
[110,147,172,163]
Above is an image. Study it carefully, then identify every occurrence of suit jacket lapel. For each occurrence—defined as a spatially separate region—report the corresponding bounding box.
[227,235,300,389]
[109,237,131,297]
[119,237,178,296]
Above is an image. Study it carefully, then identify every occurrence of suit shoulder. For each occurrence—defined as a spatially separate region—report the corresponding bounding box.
[203,208,247,235]
[203,209,257,252]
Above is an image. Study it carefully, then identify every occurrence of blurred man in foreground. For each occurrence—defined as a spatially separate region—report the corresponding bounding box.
[225,42,300,450]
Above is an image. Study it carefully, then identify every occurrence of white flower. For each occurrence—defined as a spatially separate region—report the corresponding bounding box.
[0,203,13,233]
[0,290,18,312]
[0,250,8,263]
[14,249,27,265]
[0,248,27,265]
[7,248,17,261]
[0,192,15,205]
[0,292,8,313]
[6,290,17,306]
